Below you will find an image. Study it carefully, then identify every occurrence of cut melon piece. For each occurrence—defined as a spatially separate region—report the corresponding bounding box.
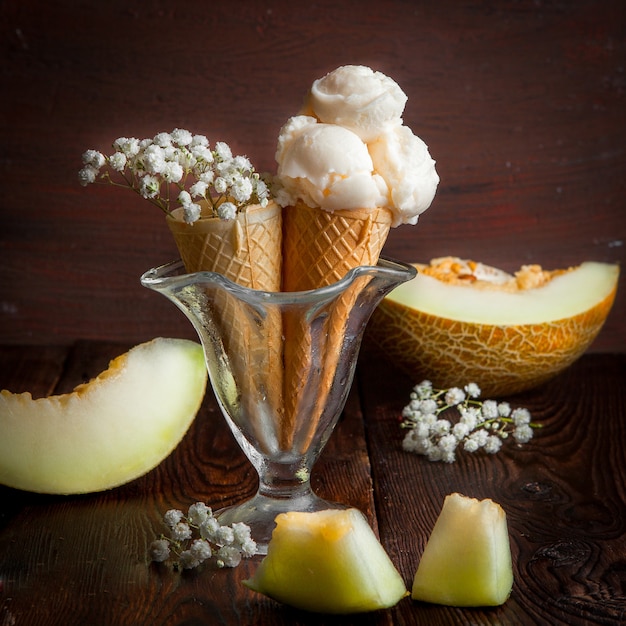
[244,508,408,613]
[368,258,619,396]
[411,493,513,606]
[0,337,207,494]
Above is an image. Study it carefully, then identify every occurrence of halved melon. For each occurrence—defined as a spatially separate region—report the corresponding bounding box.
[0,337,207,494]
[368,258,619,396]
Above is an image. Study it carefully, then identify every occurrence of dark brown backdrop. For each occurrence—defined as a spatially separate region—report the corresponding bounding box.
[1,0,624,349]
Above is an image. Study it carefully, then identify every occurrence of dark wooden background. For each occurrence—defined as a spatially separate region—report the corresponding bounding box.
[1,0,624,348]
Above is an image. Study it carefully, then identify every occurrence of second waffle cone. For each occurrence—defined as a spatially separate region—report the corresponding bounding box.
[282,201,393,450]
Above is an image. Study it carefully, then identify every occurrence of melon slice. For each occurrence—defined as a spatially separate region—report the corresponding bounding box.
[244,508,408,613]
[368,258,619,396]
[411,493,513,607]
[0,337,207,494]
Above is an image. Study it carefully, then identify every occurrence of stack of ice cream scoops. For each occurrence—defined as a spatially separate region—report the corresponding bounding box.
[169,64,440,452]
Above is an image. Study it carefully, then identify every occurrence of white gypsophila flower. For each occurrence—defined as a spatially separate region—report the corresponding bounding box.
[463,437,480,453]
[240,538,257,558]
[438,434,458,454]
[171,522,193,542]
[498,402,512,417]
[199,170,215,185]
[464,382,481,398]
[218,202,237,220]
[171,128,193,146]
[513,424,534,443]
[140,175,160,199]
[413,380,433,399]
[113,137,140,156]
[481,400,499,419]
[178,550,201,570]
[78,166,98,186]
[178,190,192,207]
[452,422,470,440]
[445,387,465,406]
[187,502,211,526]
[189,181,208,198]
[432,419,451,436]
[149,539,171,562]
[231,522,252,545]
[214,141,232,161]
[512,407,532,426]
[189,539,212,562]
[162,160,184,183]
[215,525,235,547]
[469,429,489,448]
[153,132,172,147]
[420,399,438,414]
[183,203,201,224]
[108,151,127,172]
[200,516,221,542]
[192,144,214,163]
[163,509,184,528]
[231,177,253,203]
[82,149,106,168]
[142,145,166,174]
[484,435,503,454]
[217,546,242,568]
[213,177,228,194]
[191,134,209,147]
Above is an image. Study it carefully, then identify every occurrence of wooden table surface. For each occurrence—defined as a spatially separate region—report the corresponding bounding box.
[0,341,624,625]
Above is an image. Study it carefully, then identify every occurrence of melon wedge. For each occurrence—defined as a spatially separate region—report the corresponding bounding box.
[0,337,207,494]
[368,259,619,396]
[411,493,513,607]
[244,508,408,613]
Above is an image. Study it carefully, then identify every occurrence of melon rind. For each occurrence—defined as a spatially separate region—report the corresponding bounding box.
[368,262,618,396]
[0,338,208,494]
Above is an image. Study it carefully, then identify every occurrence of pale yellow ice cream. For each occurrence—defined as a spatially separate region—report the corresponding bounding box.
[276,65,439,226]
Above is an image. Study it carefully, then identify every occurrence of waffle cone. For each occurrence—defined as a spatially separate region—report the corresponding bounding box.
[281,201,393,450]
[167,201,284,453]
[166,201,282,291]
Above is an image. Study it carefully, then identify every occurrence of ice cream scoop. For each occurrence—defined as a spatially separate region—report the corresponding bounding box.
[276,116,387,212]
[305,65,407,142]
[368,125,439,226]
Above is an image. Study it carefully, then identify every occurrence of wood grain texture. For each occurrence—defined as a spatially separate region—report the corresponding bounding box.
[0,343,624,625]
[0,0,623,348]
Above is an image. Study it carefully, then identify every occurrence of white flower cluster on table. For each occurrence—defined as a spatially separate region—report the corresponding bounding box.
[401,380,540,463]
[79,129,271,224]
[150,501,257,570]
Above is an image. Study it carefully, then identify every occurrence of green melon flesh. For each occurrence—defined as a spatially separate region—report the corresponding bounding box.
[0,337,207,494]
[244,508,408,613]
[411,493,513,606]
[388,261,618,325]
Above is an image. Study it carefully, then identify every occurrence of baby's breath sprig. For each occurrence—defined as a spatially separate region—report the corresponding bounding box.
[149,501,257,570]
[400,380,541,463]
[79,129,272,224]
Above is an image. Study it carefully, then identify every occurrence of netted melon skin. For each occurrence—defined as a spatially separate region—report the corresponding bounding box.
[368,289,617,397]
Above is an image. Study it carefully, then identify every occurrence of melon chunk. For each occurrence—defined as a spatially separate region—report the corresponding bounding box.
[0,337,207,494]
[368,259,619,396]
[411,493,513,606]
[244,508,408,613]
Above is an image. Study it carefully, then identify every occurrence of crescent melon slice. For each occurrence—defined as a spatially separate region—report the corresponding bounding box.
[0,337,207,494]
